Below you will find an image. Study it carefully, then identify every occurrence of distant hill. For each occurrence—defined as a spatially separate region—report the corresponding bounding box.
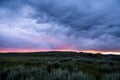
[0,51,120,61]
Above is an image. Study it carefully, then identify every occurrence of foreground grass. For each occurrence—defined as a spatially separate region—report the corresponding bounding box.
[0,52,120,80]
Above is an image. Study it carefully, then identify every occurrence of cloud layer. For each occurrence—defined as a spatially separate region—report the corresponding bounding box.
[0,0,120,52]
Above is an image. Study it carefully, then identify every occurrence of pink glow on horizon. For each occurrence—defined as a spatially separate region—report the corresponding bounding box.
[0,48,120,55]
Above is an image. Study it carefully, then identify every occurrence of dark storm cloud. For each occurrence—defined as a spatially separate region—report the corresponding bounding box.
[0,0,120,52]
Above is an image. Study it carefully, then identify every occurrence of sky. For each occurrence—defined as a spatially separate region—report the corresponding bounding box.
[0,0,120,54]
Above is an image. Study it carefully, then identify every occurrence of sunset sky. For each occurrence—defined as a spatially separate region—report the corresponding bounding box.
[0,0,120,54]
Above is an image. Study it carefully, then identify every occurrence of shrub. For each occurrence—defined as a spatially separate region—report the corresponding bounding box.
[0,66,96,80]
[101,72,120,80]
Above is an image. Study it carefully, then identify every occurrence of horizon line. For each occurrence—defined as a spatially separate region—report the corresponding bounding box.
[0,49,120,55]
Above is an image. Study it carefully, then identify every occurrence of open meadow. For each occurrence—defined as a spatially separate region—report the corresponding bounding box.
[0,52,120,80]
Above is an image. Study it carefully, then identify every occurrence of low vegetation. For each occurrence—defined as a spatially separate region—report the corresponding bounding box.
[0,52,120,80]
